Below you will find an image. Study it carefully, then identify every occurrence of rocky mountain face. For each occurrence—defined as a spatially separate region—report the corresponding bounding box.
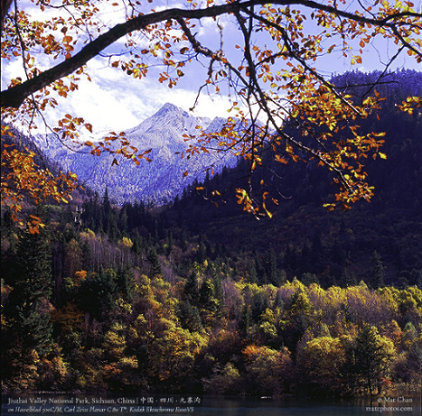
[37,103,237,204]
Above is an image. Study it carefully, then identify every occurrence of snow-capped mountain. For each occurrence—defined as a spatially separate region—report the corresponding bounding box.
[37,103,238,204]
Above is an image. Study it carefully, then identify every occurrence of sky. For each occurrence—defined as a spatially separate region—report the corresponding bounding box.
[1,0,421,137]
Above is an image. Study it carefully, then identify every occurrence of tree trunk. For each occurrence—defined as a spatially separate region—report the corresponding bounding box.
[1,0,12,30]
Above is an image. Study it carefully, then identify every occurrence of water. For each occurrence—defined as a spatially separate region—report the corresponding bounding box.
[2,395,420,416]
[195,396,421,416]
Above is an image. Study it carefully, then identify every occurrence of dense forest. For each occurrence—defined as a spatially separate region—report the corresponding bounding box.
[1,70,421,397]
[163,69,422,288]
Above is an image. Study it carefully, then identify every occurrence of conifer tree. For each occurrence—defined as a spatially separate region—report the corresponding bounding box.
[371,251,386,288]
[354,325,395,394]
[184,272,200,306]
[199,279,217,312]
[78,268,118,319]
[178,301,202,333]
[118,267,136,302]
[240,304,252,337]
[7,230,54,356]
[248,259,258,283]
[147,248,161,276]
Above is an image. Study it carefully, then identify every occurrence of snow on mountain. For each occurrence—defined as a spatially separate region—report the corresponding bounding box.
[37,103,238,204]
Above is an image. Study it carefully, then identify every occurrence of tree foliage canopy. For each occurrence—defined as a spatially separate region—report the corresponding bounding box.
[1,186,421,393]
[1,0,422,227]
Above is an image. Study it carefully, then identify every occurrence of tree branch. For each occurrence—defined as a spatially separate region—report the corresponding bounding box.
[1,2,241,108]
[1,0,421,108]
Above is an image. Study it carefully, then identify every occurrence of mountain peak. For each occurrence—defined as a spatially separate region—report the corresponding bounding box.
[155,102,184,116]
[161,102,179,111]
[35,100,237,205]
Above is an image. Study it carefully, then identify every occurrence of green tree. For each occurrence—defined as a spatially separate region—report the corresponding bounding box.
[242,345,293,396]
[2,230,54,388]
[199,278,219,323]
[354,325,396,394]
[283,287,312,354]
[371,251,385,288]
[184,272,200,306]
[118,267,136,302]
[298,336,346,395]
[7,230,54,355]
[147,248,162,276]
[248,259,258,283]
[78,268,119,319]
[239,304,252,338]
[178,300,203,333]
[203,362,242,395]
[130,315,206,391]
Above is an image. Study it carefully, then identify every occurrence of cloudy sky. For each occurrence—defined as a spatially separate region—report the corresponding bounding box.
[1,0,421,136]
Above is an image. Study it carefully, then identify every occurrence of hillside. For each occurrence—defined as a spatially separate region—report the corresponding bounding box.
[158,70,422,287]
[1,70,421,398]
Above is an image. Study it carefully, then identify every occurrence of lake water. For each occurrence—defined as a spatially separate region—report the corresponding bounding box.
[2,395,420,416]
[195,396,421,416]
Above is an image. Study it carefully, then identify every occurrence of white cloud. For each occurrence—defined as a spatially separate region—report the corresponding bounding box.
[23,60,235,136]
[152,2,185,12]
[0,59,26,89]
[145,85,234,118]
[65,74,235,133]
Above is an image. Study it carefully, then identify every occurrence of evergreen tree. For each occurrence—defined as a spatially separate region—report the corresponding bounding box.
[131,231,144,257]
[199,279,217,312]
[354,325,395,394]
[239,304,252,337]
[268,247,279,286]
[88,192,104,232]
[310,231,324,273]
[147,248,161,276]
[342,268,357,287]
[197,239,207,263]
[178,301,202,332]
[248,258,258,283]
[78,268,118,319]
[251,292,269,321]
[103,187,112,233]
[6,230,54,356]
[371,251,385,288]
[108,216,120,241]
[213,276,225,318]
[283,288,312,355]
[180,229,188,252]
[81,240,92,271]
[166,231,174,256]
[184,272,200,305]
[118,267,136,301]
[119,204,129,233]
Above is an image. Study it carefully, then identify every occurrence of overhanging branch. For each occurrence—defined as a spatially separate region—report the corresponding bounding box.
[1,0,420,109]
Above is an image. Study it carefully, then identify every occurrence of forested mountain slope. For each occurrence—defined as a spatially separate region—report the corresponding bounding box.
[160,70,422,287]
[1,70,421,397]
